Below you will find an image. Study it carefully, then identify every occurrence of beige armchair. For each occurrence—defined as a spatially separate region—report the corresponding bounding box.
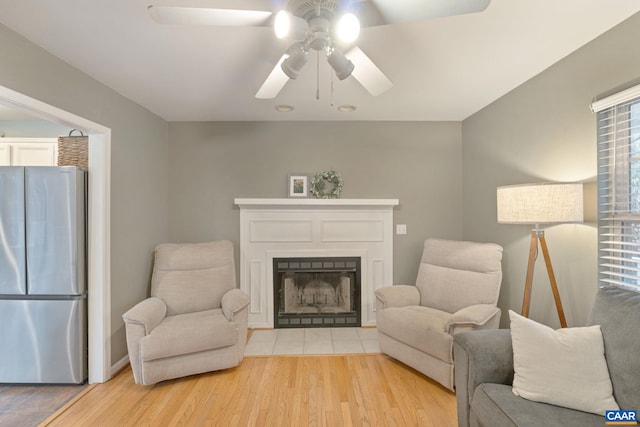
[122,240,250,385]
[375,238,503,390]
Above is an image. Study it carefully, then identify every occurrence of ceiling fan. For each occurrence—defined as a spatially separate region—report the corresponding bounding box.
[148,0,491,99]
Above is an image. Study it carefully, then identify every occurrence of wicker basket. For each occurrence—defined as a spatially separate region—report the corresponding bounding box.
[58,132,88,168]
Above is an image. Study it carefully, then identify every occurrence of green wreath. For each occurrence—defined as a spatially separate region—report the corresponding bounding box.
[310,170,343,199]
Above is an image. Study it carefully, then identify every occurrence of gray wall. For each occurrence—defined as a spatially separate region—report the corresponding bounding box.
[0,23,170,362]
[4,7,639,365]
[0,120,72,137]
[167,121,463,286]
[461,12,640,328]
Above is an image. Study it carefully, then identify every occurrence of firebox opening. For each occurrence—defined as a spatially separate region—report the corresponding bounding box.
[273,257,361,328]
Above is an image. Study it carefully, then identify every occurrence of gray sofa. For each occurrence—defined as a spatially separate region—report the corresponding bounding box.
[453,285,640,427]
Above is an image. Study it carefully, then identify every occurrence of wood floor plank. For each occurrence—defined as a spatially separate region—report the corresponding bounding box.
[42,354,456,427]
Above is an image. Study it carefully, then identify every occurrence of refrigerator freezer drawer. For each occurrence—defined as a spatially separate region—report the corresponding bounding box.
[0,167,26,295]
[0,298,87,384]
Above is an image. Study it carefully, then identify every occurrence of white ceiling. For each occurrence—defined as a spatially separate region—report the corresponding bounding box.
[0,0,639,122]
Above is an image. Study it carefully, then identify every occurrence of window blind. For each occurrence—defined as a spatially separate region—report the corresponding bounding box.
[595,85,640,291]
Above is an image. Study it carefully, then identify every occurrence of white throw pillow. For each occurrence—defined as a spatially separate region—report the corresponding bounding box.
[509,310,619,415]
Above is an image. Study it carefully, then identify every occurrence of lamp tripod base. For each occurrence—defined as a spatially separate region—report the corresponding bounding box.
[521,229,567,328]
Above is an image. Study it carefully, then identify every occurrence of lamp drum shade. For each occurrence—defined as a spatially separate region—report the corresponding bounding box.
[497,183,583,224]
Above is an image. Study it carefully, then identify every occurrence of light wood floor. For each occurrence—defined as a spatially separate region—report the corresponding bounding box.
[41,355,457,427]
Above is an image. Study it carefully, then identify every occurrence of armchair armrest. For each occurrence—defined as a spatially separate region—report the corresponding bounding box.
[453,330,514,427]
[221,288,250,322]
[446,304,501,335]
[122,297,167,334]
[374,285,420,311]
[122,297,167,384]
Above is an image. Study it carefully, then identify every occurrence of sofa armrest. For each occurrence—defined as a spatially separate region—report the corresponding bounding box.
[446,304,501,335]
[453,330,514,427]
[221,288,250,322]
[374,285,420,311]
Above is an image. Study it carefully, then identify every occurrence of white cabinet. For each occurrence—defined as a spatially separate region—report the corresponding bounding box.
[0,138,58,166]
[0,144,9,166]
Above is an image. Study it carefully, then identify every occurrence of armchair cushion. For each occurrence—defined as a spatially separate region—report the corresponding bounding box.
[419,265,502,313]
[140,308,238,362]
[152,241,235,316]
[377,305,452,362]
[416,239,502,313]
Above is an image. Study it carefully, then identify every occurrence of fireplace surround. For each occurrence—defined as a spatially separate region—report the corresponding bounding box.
[235,198,398,328]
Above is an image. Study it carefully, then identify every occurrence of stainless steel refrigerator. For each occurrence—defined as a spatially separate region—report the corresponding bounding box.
[0,166,87,384]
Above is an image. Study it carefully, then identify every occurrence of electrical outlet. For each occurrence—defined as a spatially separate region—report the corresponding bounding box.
[396,224,407,235]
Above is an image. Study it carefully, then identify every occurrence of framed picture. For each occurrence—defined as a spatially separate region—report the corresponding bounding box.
[288,174,308,198]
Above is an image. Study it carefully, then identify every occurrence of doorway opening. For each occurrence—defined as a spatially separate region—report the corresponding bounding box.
[0,85,112,383]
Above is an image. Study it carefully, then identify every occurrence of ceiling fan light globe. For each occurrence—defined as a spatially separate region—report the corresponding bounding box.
[335,13,360,43]
[274,10,290,39]
[275,11,309,40]
[281,44,309,79]
[281,60,303,79]
[327,48,355,80]
[335,60,355,80]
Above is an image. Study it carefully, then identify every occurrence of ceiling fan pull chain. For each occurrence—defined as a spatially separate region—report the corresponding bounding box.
[330,66,334,107]
[316,50,320,100]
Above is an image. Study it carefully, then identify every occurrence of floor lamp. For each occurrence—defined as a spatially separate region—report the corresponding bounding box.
[497,182,583,328]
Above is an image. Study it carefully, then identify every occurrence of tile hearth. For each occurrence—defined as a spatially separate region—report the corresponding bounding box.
[245,327,380,356]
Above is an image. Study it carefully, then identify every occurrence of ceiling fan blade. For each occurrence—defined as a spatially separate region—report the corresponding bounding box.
[255,55,290,99]
[148,6,272,27]
[346,47,393,96]
[360,0,490,26]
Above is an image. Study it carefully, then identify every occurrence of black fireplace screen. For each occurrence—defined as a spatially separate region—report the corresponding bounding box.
[273,257,361,328]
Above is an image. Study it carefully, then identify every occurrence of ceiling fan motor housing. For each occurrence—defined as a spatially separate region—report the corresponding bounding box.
[288,0,340,19]
[307,15,331,50]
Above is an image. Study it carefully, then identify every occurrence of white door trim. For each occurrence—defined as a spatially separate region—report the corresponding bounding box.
[0,85,112,383]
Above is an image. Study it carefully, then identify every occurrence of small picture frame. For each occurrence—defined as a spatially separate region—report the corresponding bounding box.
[288,174,308,198]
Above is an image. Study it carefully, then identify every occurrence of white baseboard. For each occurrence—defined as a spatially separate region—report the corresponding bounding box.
[111,355,129,377]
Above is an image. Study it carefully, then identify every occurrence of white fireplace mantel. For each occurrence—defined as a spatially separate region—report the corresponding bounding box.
[234,198,399,328]
[235,198,399,208]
